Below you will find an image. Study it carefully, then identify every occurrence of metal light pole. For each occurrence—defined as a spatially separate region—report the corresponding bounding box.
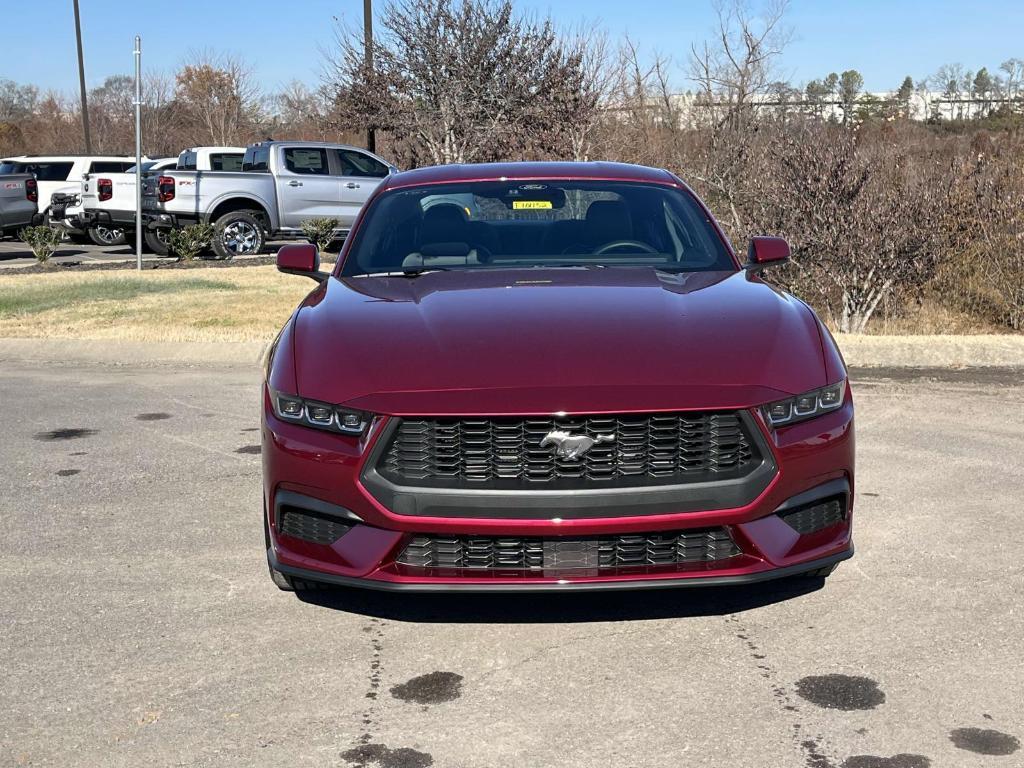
[363,0,375,153]
[134,36,143,270]
[73,0,92,153]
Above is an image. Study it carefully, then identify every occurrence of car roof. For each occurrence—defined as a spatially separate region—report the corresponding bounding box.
[246,141,368,151]
[1,155,136,161]
[381,161,679,191]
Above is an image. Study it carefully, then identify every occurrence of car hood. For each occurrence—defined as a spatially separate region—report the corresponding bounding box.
[291,268,829,416]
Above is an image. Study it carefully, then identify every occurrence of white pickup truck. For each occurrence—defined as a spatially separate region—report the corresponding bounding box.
[0,174,38,237]
[59,147,245,247]
[141,141,395,258]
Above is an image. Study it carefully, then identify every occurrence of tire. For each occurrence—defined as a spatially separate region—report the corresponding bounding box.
[804,564,838,579]
[268,561,325,592]
[211,210,265,260]
[144,228,170,256]
[87,226,127,247]
[264,512,324,592]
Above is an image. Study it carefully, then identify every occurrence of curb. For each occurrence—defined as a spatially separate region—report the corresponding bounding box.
[0,335,1021,369]
[0,338,269,367]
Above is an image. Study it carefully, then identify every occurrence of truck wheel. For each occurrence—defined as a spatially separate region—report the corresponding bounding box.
[212,210,265,260]
[144,228,170,256]
[87,226,127,247]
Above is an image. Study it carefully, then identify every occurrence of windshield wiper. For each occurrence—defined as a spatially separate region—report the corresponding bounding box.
[355,267,450,278]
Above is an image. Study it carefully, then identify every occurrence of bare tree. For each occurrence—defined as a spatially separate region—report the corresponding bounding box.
[323,0,600,166]
[172,52,264,146]
[688,0,792,130]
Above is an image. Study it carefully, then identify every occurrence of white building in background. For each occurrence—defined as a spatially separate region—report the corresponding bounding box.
[636,91,1011,124]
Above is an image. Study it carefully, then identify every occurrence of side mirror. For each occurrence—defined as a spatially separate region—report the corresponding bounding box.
[745,236,791,272]
[277,243,327,283]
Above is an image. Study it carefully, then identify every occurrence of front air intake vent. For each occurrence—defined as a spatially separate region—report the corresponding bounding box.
[278,507,352,545]
[778,497,846,535]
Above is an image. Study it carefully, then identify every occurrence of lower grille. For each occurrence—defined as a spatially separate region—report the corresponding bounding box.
[778,497,845,535]
[278,507,352,545]
[396,528,741,570]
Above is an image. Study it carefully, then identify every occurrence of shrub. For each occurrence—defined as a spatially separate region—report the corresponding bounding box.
[19,226,64,264]
[167,223,215,261]
[300,217,340,254]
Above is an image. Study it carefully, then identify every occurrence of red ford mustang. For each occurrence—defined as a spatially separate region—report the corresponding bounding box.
[263,162,854,592]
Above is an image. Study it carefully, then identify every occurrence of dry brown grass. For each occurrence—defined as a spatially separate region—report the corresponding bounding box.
[0,265,328,342]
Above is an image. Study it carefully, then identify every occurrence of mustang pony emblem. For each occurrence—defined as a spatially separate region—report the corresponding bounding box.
[540,430,615,460]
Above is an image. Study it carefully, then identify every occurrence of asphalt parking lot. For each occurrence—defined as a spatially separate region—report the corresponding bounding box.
[0,236,291,268]
[0,236,146,268]
[1,359,1022,768]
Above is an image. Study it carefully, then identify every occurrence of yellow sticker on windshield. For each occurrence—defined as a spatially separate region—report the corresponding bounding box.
[513,200,552,210]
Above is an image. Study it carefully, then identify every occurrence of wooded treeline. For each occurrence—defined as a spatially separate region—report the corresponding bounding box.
[2,0,1022,332]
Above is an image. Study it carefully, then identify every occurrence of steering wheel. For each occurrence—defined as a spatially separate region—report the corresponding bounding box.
[593,240,659,255]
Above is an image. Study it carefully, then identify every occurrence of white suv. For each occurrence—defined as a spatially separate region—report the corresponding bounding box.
[0,155,137,239]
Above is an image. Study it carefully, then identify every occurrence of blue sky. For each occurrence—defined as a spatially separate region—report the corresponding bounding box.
[4,0,1023,94]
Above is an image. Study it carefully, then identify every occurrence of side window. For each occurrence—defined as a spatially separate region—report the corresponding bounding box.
[337,149,389,178]
[29,162,74,181]
[242,147,270,172]
[210,153,243,172]
[283,148,329,175]
[90,161,134,173]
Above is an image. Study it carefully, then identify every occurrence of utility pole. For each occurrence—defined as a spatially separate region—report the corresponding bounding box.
[73,0,93,153]
[133,36,142,270]
[363,0,375,153]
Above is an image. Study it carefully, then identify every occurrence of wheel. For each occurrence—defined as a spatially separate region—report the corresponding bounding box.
[211,210,265,260]
[87,226,127,247]
[144,228,170,256]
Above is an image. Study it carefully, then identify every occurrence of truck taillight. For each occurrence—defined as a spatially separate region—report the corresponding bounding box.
[157,176,175,203]
[97,178,113,202]
[25,178,38,203]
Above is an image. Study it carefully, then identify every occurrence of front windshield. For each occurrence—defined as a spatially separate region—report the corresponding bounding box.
[341,180,734,275]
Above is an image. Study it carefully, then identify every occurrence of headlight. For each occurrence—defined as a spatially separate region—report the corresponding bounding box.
[270,388,369,435]
[762,379,846,427]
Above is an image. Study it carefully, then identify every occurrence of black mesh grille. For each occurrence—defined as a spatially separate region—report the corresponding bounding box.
[379,412,758,490]
[396,528,741,570]
[778,497,845,534]
[278,507,351,545]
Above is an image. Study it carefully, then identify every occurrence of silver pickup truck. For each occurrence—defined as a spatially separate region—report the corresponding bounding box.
[141,141,396,258]
[0,174,39,236]
[59,147,245,247]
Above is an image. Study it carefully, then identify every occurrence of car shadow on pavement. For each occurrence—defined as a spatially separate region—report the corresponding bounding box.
[296,575,826,623]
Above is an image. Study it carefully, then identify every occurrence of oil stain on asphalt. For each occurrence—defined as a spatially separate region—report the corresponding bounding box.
[235,445,261,454]
[340,743,433,768]
[34,428,97,441]
[841,755,930,767]
[55,469,80,477]
[135,412,172,421]
[390,671,463,705]
[795,675,886,711]
[949,727,1020,755]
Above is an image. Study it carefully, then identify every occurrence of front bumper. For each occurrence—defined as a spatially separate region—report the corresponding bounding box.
[263,390,855,591]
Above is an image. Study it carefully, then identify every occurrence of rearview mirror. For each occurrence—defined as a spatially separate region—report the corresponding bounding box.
[277,243,327,283]
[745,236,791,272]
